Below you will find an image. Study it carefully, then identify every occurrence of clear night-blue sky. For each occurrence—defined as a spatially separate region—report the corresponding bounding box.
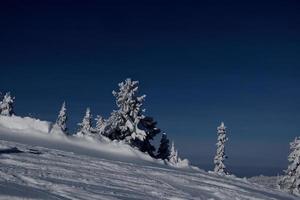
[1,0,300,176]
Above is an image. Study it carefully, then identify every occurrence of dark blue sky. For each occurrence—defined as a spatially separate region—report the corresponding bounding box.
[1,0,300,176]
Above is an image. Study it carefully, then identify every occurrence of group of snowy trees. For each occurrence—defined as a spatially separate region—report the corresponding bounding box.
[0,86,227,170]
[0,79,184,165]
[51,78,184,165]
[212,121,300,196]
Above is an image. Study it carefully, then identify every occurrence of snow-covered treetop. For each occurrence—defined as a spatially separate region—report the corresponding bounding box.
[59,102,66,115]
[112,78,146,119]
[0,92,15,116]
[56,102,67,133]
[169,141,179,164]
[95,115,106,134]
[77,107,92,134]
[218,122,226,133]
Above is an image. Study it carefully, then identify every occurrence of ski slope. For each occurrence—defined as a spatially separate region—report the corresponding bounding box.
[0,116,297,200]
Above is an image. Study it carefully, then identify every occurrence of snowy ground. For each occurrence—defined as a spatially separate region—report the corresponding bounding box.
[248,175,280,190]
[0,116,298,200]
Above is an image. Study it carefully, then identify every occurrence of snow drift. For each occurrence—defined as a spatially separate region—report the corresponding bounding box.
[0,116,160,164]
[0,115,51,133]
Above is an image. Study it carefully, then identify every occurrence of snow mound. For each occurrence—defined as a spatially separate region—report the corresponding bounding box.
[0,115,51,133]
[168,158,190,168]
[0,115,191,168]
[0,115,156,163]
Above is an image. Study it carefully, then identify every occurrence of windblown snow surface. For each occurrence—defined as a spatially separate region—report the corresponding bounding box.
[0,116,297,200]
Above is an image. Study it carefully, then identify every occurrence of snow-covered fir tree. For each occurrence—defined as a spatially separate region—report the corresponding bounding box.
[167,141,190,167]
[278,137,300,195]
[104,79,162,157]
[55,102,68,134]
[77,107,93,135]
[168,141,179,165]
[0,92,15,116]
[214,122,229,175]
[95,115,106,135]
[157,133,170,160]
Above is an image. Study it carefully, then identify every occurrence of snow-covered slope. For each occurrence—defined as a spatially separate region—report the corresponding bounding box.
[248,175,280,190]
[0,116,297,200]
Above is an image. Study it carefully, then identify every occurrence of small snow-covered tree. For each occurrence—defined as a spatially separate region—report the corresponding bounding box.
[157,133,170,160]
[168,141,179,164]
[55,102,68,134]
[0,92,15,116]
[167,141,190,167]
[77,107,92,135]
[278,137,300,195]
[95,115,106,135]
[214,122,228,175]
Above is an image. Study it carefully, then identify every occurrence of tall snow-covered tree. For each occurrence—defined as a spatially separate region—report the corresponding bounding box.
[105,78,162,157]
[168,141,179,164]
[214,122,229,175]
[77,107,92,135]
[109,78,147,142]
[95,115,106,135]
[157,133,170,160]
[278,137,300,195]
[0,92,15,116]
[55,102,68,134]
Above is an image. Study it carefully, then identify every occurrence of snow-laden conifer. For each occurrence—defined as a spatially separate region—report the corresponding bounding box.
[77,107,92,135]
[104,79,162,157]
[168,141,179,165]
[278,137,300,195]
[0,92,15,116]
[214,122,228,175]
[167,141,190,167]
[157,133,170,160]
[55,102,68,134]
[95,115,106,135]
